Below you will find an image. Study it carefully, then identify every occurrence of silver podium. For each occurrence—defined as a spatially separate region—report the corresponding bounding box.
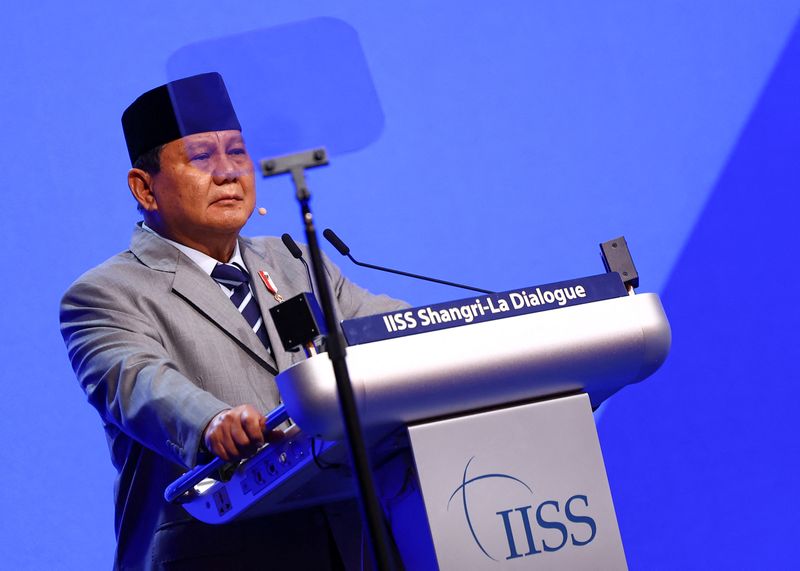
[177,280,670,570]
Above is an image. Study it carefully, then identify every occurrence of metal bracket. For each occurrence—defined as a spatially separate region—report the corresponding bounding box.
[600,236,639,290]
[260,148,329,200]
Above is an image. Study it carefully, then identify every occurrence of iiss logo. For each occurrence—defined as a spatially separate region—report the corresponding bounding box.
[448,457,598,562]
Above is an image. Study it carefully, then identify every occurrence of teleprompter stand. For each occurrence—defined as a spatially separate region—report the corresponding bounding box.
[260,148,399,571]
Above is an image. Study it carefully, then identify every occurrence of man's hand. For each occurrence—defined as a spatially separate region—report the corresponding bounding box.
[203,404,279,462]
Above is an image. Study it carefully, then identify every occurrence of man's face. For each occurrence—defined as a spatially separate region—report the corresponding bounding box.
[146,130,256,249]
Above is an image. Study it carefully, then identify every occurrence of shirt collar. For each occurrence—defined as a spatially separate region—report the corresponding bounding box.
[141,222,246,276]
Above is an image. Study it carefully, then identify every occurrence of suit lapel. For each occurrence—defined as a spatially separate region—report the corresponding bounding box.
[240,238,289,367]
[130,225,278,374]
[172,256,278,370]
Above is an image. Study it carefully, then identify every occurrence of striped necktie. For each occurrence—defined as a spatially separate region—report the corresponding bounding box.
[210,263,270,351]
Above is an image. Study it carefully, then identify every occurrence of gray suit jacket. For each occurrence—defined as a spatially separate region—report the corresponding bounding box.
[60,225,406,570]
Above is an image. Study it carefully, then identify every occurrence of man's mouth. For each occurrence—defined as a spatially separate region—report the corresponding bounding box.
[211,195,242,205]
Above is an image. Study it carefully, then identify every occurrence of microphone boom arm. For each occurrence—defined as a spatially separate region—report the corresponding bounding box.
[323,228,495,295]
[348,254,494,294]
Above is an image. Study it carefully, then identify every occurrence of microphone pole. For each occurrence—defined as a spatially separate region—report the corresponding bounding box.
[260,149,397,571]
[323,228,495,295]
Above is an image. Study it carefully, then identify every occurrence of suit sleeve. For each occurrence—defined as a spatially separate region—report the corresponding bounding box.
[60,277,230,469]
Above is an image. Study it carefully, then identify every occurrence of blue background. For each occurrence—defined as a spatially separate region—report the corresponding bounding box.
[1,1,798,568]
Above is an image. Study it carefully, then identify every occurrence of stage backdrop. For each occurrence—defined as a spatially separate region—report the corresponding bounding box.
[1,1,798,569]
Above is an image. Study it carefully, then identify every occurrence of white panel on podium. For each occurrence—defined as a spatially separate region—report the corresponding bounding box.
[408,393,627,570]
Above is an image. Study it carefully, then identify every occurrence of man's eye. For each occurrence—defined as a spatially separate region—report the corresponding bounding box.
[191,153,210,161]
[228,148,246,156]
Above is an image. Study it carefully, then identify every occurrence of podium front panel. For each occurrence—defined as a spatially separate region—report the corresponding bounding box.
[408,393,627,571]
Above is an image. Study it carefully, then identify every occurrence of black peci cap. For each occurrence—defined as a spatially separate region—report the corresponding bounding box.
[121,72,242,165]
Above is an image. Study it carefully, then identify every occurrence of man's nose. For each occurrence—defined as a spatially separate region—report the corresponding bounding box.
[211,154,247,184]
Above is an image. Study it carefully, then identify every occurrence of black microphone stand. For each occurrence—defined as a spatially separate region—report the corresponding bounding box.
[260,148,397,571]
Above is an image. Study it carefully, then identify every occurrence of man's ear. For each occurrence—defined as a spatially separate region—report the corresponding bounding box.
[128,168,157,212]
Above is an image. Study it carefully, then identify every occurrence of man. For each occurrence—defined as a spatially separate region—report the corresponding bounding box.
[60,72,406,570]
